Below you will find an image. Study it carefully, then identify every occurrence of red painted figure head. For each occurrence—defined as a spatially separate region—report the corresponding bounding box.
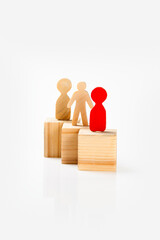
[91,87,107,104]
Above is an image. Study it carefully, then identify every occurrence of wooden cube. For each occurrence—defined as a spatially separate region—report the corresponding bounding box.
[78,129,117,171]
[61,123,89,164]
[44,118,71,158]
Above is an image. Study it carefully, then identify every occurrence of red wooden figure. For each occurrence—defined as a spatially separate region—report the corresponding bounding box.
[90,87,107,132]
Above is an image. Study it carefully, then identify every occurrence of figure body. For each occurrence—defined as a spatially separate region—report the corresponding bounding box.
[90,87,107,131]
[67,82,93,126]
[56,78,72,120]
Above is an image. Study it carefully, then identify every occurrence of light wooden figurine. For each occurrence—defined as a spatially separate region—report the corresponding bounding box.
[61,123,89,164]
[78,129,117,171]
[56,78,72,120]
[67,82,93,126]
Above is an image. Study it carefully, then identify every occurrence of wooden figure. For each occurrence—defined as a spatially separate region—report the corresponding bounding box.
[61,123,89,164]
[78,129,117,171]
[56,78,72,120]
[90,87,107,132]
[67,82,93,126]
[44,118,71,158]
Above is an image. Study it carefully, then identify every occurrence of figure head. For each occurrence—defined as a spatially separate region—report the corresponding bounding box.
[91,87,107,103]
[57,78,72,93]
[77,82,86,91]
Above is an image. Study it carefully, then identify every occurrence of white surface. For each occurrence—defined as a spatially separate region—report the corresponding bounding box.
[0,0,160,239]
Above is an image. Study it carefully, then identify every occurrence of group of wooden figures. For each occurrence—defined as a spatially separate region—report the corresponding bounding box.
[56,78,107,131]
[44,78,117,171]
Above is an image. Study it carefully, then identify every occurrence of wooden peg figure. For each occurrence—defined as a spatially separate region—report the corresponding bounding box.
[56,78,72,120]
[67,82,93,126]
[90,87,107,131]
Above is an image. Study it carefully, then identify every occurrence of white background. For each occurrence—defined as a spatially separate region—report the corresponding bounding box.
[0,0,160,239]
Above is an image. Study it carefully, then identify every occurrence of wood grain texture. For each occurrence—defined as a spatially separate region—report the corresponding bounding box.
[78,129,117,171]
[56,78,72,120]
[44,118,71,158]
[67,82,93,126]
[61,123,89,164]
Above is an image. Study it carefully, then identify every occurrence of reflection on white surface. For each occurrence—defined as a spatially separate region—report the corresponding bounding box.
[43,158,116,224]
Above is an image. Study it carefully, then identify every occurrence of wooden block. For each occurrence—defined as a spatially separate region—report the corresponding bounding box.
[61,123,89,164]
[78,129,117,171]
[44,118,71,158]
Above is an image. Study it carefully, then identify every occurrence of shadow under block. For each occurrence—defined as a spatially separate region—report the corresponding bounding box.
[44,118,71,158]
[78,129,117,171]
[61,123,89,164]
